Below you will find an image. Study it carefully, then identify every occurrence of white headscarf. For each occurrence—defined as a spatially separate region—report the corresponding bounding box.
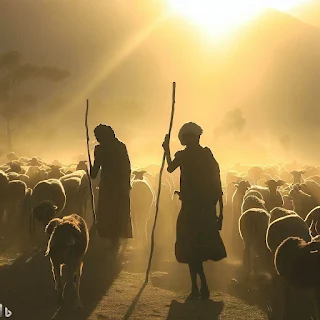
[178,122,203,141]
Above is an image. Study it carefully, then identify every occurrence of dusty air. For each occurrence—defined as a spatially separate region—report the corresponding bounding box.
[0,0,319,319]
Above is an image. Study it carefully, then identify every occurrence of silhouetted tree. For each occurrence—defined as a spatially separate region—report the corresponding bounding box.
[0,51,70,151]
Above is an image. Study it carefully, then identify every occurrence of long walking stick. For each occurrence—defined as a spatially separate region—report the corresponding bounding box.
[144,82,176,284]
[85,99,97,223]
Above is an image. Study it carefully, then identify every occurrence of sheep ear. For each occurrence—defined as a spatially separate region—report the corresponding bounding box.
[277,180,286,186]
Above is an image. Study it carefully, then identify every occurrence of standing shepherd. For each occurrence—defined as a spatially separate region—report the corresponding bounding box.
[162,122,226,300]
[90,124,133,240]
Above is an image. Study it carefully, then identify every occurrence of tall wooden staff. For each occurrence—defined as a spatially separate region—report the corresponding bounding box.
[145,82,176,284]
[85,99,97,223]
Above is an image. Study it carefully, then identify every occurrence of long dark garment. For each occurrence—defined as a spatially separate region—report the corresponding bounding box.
[172,146,227,263]
[94,139,133,239]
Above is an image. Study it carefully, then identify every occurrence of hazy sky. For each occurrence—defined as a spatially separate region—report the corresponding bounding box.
[0,0,320,168]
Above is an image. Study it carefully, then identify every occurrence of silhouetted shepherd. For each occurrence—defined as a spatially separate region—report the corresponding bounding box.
[90,124,133,239]
[163,122,226,300]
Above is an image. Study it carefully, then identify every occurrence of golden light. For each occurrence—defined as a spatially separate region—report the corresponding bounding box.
[168,0,310,38]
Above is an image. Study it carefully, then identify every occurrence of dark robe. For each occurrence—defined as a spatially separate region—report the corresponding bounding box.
[169,145,227,263]
[93,139,132,239]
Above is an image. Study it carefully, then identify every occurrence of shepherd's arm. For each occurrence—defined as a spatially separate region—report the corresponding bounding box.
[165,149,180,173]
[90,146,101,179]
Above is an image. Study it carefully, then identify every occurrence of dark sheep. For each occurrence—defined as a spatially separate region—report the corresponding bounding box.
[45,214,89,309]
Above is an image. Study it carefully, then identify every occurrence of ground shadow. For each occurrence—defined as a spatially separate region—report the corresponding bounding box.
[166,299,224,320]
[227,273,315,320]
[0,227,125,320]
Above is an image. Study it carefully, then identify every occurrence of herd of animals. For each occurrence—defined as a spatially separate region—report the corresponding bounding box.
[1,151,320,319]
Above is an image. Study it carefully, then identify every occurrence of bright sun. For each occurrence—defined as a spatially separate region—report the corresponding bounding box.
[168,0,309,38]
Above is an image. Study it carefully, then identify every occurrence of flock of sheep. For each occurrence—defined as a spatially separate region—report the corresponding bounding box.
[226,163,320,319]
[1,151,320,318]
[0,152,180,310]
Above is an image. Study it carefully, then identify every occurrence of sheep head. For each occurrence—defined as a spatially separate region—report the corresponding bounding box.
[132,170,147,180]
[234,180,251,193]
[33,201,58,227]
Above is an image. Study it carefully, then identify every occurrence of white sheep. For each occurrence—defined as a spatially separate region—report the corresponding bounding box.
[241,195,266,214]
[289,185,316,219]
[269,207,297,224]
[59,170,89,218]
[243,189,263,200]
[45,214,89,309]
[130,171,155,247]
[266,215,311,254]
[232,180,251,257]
[239,208,271,276]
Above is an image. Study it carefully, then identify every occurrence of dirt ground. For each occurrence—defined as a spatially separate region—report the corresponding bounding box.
[0,227,314,320]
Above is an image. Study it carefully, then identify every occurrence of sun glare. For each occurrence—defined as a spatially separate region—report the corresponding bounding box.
[168,0,310,38]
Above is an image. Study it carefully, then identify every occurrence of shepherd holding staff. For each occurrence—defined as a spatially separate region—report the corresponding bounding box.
[90,124,133,241]
[162,122,227,300]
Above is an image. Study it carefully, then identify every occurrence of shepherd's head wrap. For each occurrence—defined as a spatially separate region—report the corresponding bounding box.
[178,122,203,141]
[94,124,115,140]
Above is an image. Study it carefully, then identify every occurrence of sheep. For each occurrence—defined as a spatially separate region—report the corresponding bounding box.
[274,237,320,320]
[239,208,271,277]
[266,215,311,254]
[264,179,285,210]
[269,207,297,223]
[45,214,89,309]
[250,179,285,211]
[5,160,22,173]
[232,180,251,257]
[299,180,320,204]
[26,166,42,189]
[226,173,243,206]
[130,173,155,247]
[289,185,316,219]
[6,172,20,181]
[249,185,269,200]
[304,206,320,238]
[28,179,66,243]
[243,189,263,200]
[47,165,65,179]
[76,161,87,172]
[31,179,66,216]
[290,170,305,184]
[27,157,43,167]
[241,195,266,214]
[59,170,89,218]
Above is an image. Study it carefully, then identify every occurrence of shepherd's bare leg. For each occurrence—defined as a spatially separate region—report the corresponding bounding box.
[186,262,200,300]
[197,262,210,300]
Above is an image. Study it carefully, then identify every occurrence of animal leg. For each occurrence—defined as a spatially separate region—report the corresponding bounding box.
[51,259,63,303]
